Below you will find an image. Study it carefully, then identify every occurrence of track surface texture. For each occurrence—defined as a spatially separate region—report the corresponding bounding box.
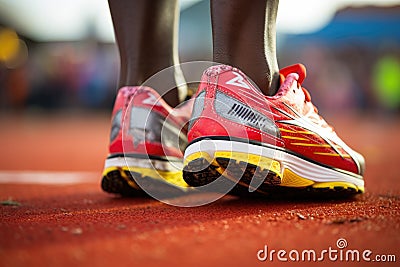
[0,113,399,267]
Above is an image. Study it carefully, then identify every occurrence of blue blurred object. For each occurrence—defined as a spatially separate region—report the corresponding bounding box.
[285,6,400,46]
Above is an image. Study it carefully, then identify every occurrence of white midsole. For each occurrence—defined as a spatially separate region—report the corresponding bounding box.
[184,139,364,187]
[104,156,183,172]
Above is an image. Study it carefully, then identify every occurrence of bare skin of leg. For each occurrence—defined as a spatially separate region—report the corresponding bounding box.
[108,0,182,107]
[211,0,280,95]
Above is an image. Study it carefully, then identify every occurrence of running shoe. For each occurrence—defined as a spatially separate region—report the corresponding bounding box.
[101,86,192,196]
[183,64,365,197]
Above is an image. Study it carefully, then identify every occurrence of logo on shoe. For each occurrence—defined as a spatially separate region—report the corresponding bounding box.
[142,92,162,106]
[226,72,250,89]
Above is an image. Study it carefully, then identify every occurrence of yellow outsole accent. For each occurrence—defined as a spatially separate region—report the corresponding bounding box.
[312,181,364,192]
[185,151,282,176]
[215,151,282,175]
[184,151,215,165]
[280,169,364,192]
[103,166,188,188]
[280,169,315,187]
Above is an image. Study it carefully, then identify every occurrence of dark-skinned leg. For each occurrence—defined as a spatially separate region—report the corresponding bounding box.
[211,0,280,95]
[108,0,182,107]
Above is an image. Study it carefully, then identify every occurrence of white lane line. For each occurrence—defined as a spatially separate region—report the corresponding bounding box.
[0,171,99,184]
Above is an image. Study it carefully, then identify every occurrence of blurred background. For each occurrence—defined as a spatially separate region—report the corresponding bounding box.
[0,0,399,173]
[1,0,400,115]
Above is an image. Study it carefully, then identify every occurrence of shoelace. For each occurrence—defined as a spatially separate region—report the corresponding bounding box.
[299,82,334,132]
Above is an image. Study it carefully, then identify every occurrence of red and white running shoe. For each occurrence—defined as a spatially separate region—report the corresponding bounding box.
[101,86,192,196]
[183,64,365,196]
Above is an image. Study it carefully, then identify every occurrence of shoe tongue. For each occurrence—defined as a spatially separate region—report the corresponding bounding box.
[280,63,307,84]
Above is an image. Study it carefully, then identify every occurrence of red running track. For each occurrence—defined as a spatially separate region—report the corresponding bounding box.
[0,113,399,267]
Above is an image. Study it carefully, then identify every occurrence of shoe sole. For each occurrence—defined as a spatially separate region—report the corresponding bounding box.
[183,139,364,198]
[101,156,190,197]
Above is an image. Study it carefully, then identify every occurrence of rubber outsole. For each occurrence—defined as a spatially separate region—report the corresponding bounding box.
[101,168,145,196]
[183,147,364,199]
[183,157,363,198]
[101,166,191,198]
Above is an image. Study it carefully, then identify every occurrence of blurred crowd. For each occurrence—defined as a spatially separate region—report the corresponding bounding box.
[0,38,119,111]
[0,5,399,115]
